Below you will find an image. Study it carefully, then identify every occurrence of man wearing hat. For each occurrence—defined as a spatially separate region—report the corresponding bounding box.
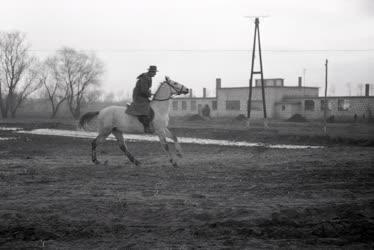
[126,65,158,133]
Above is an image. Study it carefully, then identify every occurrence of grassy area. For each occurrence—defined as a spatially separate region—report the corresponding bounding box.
[1,116,373,143]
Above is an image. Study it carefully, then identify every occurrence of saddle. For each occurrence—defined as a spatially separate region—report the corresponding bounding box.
[125,104,155,133]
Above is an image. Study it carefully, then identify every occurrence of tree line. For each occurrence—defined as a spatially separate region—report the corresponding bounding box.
[0,31,104,119]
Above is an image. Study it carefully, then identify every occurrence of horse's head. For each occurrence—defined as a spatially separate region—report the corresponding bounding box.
[164,76,189,96]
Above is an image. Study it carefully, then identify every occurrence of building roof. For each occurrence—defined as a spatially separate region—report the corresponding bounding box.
[285,96,374,100]
[173,96,216,100]
[255,78,284,80]
[217,86,319,90]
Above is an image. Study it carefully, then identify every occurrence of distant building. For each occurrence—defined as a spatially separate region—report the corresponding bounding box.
[170,78,374,121]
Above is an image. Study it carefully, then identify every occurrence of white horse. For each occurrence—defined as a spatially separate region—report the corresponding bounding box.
[79,76,189,167]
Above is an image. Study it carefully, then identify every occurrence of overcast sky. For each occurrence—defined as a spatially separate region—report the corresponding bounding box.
[1,0,373,98]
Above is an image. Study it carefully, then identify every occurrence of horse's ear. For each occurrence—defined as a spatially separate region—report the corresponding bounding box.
[165,76,170,81]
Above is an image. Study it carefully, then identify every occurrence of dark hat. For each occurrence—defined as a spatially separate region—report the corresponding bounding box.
[148,65,158,72]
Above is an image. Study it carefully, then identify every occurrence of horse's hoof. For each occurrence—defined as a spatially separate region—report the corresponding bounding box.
[170,159,178,168]
[134,160,141,166]
[176,152,183,158]
[93,160,100,165]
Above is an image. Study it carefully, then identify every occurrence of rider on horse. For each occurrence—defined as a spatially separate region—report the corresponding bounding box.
[126,65,157,133]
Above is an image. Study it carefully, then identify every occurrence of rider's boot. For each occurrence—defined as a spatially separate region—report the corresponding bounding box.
[144,122,155,134]
[138,115,154,134]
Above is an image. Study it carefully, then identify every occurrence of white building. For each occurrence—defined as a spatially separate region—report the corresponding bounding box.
[170,78,374,121]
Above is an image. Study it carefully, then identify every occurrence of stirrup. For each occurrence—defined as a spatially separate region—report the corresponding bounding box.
[143,123,155,134]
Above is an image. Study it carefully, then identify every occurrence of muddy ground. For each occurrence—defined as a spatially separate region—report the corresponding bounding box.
[0,122,373,249]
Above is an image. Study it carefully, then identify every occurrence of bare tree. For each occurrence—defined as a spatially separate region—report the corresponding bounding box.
[103,91,115,103]
[54,47,104,119]
[9,61,43,117]
[85,88,102,104]
[115,91,129,103]
[40,57,68,118]
[0,31,41,118]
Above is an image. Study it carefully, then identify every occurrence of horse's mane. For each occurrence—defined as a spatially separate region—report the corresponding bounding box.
[152,81,166,101]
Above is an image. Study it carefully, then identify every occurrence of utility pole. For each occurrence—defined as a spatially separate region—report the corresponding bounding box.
[323,59,328,134]
[246,16,268,128]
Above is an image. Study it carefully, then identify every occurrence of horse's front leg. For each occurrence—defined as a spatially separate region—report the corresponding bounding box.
[165,128,183,158]
[157,132,178,167]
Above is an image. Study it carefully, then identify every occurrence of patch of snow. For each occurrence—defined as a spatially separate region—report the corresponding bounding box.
[17,128,323,149]
[0,127,22,131]
[0,137,15,141]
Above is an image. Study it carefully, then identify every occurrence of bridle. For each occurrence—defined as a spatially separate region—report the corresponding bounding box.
[152,80,184,101]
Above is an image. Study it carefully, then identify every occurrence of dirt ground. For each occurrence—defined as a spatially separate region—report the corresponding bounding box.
[0,121,373,249]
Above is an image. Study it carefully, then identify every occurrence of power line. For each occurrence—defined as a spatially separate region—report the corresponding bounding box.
[28,49,374,54]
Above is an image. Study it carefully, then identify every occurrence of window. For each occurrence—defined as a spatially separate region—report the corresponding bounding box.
[304,100,315,111]
[281,105,286,111]
[198,104,202,112]
[275,79,283,86]
[338,99,350,111]
[226,100,240,110]
[212,100,217,110]
[172,101,178,111]
[191,100,196,110]
[320,100,331,111]
[182,101,187,110]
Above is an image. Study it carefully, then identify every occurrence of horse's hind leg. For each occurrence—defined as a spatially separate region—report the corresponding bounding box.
[112,128,140,166]
[92,128,111,164]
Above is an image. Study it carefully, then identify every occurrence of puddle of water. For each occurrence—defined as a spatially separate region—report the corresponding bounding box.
[17,128,323,149]
[0,127,22,131]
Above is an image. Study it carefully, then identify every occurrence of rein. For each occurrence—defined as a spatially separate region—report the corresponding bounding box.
[152,81,183,101]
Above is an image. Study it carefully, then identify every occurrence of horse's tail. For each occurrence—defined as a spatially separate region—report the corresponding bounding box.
[79,111,100,130]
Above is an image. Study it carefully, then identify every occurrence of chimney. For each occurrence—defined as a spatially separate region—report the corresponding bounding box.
[298,76,302,87]
[365,84,370,96]
[216,78,221,89]
[189,88,193,97]
[203,88,207,98]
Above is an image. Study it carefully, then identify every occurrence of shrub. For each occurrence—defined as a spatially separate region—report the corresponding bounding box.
[235,114,247,121]
[287,114,307,122]
[327,115,335,123]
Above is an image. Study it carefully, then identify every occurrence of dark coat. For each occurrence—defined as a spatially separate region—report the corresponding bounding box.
[126,73,152,116]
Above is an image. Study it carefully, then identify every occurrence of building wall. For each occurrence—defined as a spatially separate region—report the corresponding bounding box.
[169,86,320,119]
[272,87,318,119]
[167,78,374,121]
[275,103,302,119]
[284,97,374,121]
[216,86,318,118]
[169,98,218,117]
[216,88,248,117]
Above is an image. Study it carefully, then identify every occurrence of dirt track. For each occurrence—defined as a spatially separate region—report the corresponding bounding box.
[0,124,373,249]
